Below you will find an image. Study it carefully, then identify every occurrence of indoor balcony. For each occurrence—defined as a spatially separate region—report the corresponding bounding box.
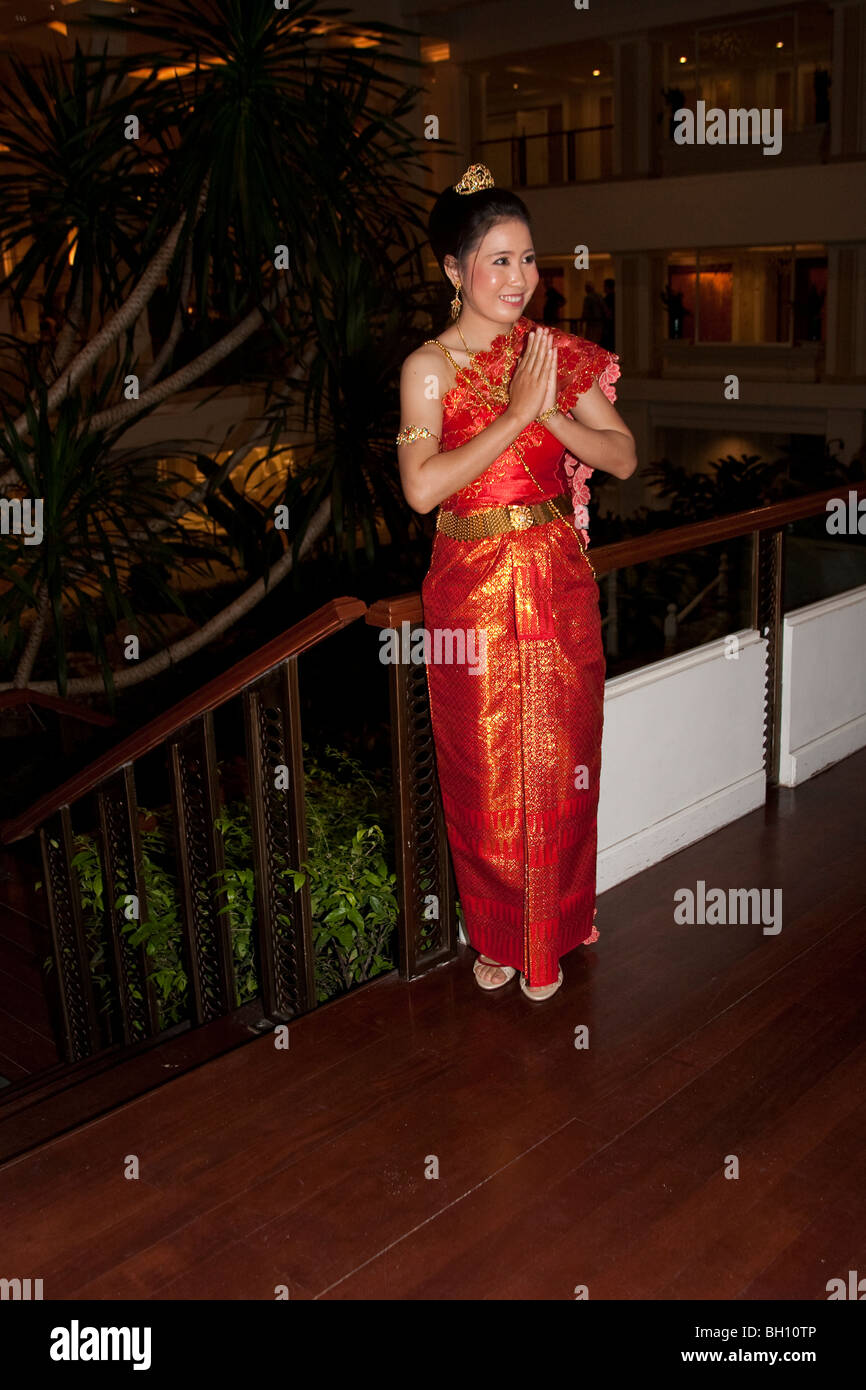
[1,487,863,1080]
[0,483,864,1297]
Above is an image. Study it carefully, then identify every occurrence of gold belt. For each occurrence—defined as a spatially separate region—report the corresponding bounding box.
[436,492,572,541]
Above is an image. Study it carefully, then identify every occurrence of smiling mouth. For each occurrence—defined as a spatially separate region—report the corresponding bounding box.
[500,294,524,303]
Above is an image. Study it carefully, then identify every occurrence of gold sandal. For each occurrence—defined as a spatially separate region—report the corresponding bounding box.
[519,911,596,1001]
[473,955,516,990]
[476,908,597,997]
[520,965,564,1001]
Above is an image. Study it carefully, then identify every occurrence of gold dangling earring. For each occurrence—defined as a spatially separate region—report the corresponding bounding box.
[450,279,462,321]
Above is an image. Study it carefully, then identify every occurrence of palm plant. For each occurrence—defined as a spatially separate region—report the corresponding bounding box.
[0,363,233,696]
[270,239,443,573]
[643,441,864,528]
[0,0,430,696]
[644,453,781,523]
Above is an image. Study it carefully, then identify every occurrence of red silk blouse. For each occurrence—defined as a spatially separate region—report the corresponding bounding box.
[436,316,621,548]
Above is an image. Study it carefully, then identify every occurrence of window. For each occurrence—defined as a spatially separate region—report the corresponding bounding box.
[665,245,827,344]
[663,7,833,140]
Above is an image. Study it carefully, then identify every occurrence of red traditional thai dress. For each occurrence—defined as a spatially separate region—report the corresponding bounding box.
[420,316,621,987]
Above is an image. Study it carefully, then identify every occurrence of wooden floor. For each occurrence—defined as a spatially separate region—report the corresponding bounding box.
[1,749,864,1300]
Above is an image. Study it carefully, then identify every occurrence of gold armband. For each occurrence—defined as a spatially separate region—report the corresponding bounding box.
[396,424,440,446]
[536,405,560,423]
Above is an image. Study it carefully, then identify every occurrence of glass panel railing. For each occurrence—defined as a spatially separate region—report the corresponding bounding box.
[479,139,512,189]
[783,510,866,611]
[476,125,614,189]
[596,536,754,681]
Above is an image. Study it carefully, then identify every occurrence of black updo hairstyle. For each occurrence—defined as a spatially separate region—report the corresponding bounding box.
[428,182,533,283]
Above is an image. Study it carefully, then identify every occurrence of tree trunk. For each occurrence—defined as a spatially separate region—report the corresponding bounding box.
[52,277,85,378]
[12,584,50,687]
[88,278,292,433]
[141,235,195,390]
[0,178,210,479]
[2,494,333,697]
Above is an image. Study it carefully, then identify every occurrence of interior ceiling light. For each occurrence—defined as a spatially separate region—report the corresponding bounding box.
[421,40,450,62]
[129,57,225,80]
[130,64,197,79]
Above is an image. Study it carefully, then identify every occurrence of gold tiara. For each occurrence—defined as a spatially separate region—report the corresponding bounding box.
[453,163,495,195]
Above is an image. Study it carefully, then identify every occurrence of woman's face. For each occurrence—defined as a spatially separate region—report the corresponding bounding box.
[455,218,539,326]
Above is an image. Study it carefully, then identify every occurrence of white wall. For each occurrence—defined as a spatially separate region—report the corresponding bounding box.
[525,163,865,255]
[597,629,767,890]
[778,584,866,786]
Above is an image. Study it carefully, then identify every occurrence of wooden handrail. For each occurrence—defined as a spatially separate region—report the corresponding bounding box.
[1,596,367,845]
[590,483,866,576]
[0,690,116,726]
[367,483,866,628]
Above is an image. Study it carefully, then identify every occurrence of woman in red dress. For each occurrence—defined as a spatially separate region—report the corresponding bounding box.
[397,165,636,1001]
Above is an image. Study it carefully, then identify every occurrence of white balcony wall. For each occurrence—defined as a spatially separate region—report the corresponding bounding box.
[778,583,866,785]
[597,629,767,890]
[524,162,865,257]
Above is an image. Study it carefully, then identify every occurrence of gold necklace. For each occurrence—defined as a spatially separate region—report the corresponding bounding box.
[455,318,516,405]
[438,328,546,496]
[427,329,547,495]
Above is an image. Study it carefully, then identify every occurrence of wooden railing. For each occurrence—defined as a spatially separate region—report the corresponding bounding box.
[366,483,866,969]
[2,600,363,844]
[595,485,866,781]
[2,483,863,1074]
[364,595,459,981]
[1,598,366,1064]
[0,690,116,726]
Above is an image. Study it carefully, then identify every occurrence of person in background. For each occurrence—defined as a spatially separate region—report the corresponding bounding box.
[581,282,606,344]
[543,281,566,325]
[601,277,616,351]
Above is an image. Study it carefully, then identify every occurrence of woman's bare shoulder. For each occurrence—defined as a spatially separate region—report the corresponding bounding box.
[401,339,448,375]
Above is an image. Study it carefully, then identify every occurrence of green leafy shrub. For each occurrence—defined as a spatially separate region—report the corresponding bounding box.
[42,744,397,1036]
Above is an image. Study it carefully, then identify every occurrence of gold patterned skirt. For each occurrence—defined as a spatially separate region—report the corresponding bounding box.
[421,513,605,987]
